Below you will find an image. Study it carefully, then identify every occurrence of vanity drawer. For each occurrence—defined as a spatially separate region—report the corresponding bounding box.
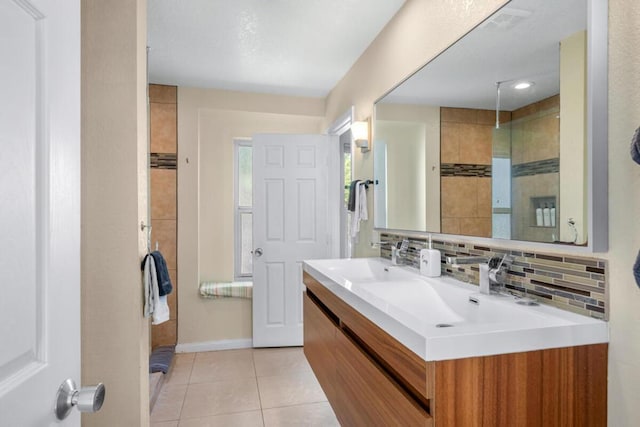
[303,292,337,403]
[334,327,433,427]
[304,272,434,401]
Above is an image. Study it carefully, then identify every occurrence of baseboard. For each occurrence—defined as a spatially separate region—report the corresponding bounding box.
[175,338,253,353]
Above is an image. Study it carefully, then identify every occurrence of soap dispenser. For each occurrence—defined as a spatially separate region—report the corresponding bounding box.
[420,235,441,277]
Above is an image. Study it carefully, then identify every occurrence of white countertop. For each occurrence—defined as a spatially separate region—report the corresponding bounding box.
[303,257,609,361]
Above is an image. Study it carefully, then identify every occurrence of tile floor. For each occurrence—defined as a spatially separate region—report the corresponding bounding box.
[151,347,340,426]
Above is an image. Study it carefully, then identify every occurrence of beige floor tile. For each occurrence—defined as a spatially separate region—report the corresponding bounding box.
[179,411,264,427]
[166,353,195,385]
[257,371,327,409]
[152,422,179,427]
[262,402,339,427]
[180,378,261,419]
[190,349,256,383]
[253,347,311,377]
[150,383,188,423]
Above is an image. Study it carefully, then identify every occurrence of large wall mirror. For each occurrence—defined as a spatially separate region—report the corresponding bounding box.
[373,0,607,251]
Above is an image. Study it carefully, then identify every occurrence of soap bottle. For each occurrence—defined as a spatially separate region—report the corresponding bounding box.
[536,205,543,226]
[420,235,441,277]
[543,203,551,227]
[550,203,556,227]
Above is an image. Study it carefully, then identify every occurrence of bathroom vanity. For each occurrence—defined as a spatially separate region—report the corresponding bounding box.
[302,258,608,426]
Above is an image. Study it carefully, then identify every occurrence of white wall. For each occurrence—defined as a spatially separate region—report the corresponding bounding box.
[606,0,640,423]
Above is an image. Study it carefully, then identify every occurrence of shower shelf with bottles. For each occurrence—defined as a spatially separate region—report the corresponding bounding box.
[530,196,557,228]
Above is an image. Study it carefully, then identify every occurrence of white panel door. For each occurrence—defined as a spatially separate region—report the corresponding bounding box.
[0,0,82,425]
[253,134,334,347]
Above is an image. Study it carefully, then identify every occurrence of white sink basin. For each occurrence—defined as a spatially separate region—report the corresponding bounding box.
[303,257,609,361]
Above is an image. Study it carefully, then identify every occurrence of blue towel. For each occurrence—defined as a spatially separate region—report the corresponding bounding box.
[150,251,173,296]
[631,127,640,289]
[634,249,640,289]
[347,180,361,212]
[149,345,175,374]
[630,126,640,165]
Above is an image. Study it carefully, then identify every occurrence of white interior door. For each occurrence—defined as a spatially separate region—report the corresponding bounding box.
[252,134,334,347]
[0,0,82,425]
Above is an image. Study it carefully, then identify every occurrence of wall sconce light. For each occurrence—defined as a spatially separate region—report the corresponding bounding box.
[351,119,370,153]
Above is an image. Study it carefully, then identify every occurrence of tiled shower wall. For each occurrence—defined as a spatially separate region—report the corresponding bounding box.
[439,107,511,238]
[511,95,560,242]
[149,84,178,348]
[380,232,608,320]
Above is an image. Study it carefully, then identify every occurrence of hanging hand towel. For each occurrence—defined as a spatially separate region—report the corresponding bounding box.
[358,181,368,222]
[347,180,361,212]
[152,296,170,325]
[634,250,640,289]
[143,255,160,319]
[150,251,173,296]
[350,182,368,238]
[630,126,640,165]
[630,126,640,289]
[142,254,170,324]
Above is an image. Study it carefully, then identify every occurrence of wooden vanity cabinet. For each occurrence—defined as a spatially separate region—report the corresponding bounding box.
[302,291,337,403]
[304,273,433,426]
[303,272,607,427]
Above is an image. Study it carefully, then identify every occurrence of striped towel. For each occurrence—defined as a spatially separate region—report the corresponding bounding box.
[199,281,253,299]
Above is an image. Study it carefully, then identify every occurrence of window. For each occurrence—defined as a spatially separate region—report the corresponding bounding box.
[234,139,252,279]
[343,141,352,206]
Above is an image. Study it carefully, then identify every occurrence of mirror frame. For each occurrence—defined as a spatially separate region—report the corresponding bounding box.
[372,0,608,253]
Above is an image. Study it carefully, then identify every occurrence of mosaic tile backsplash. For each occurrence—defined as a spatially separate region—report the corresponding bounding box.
[380,233,608,320]
[150,152,177,169]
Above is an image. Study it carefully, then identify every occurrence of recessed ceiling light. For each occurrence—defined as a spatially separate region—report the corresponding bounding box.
[514,81,534,90]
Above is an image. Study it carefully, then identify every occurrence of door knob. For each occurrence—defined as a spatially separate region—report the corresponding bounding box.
[252,248,263,257]
[55,379,106,420]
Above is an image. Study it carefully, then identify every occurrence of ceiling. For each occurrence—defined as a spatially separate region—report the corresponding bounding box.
[381,0,587,111]
[148,0,405,97]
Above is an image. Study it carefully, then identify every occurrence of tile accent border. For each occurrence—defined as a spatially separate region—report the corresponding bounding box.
[441,163,492,177]
[512,158,560,177]
[151,152,177,169]
[380,232,608,320]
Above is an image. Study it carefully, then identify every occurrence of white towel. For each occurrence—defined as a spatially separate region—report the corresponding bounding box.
[153,296,170,325]
[143,255,170,324]
[350,182,368,239]
[143,255,157,318]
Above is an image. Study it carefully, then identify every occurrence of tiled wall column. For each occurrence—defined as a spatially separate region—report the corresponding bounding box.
[149,84,178,348]
[440,107,511,237]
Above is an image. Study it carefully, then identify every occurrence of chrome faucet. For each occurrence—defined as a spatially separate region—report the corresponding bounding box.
[391,239,410,265]
[487,254,512,293]
[446,254,512,295]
